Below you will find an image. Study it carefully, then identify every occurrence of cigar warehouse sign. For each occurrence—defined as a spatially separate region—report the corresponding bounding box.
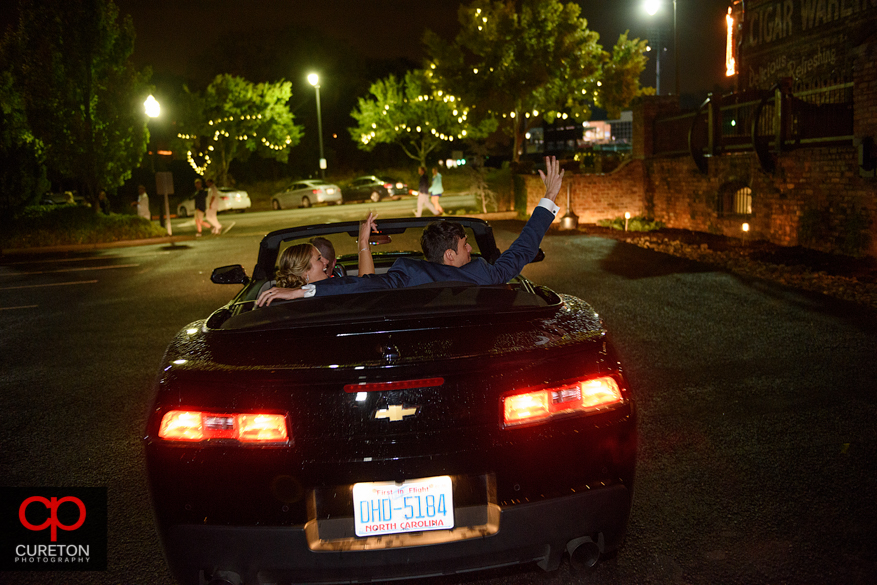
[734,0,877,89]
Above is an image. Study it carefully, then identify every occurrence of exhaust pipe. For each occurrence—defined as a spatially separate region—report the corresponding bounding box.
[566,534,603,571]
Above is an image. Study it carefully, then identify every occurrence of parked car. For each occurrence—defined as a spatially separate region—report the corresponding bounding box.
[343,175,410,203]
[177,187,251,217]
[144,217,636,585]
[271,180,342,209]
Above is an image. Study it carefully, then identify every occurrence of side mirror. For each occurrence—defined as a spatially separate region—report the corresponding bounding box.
[211,264,250,285]
[531,248,545,263]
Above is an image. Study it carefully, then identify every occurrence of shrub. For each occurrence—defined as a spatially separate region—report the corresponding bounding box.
[597,215,665,232]
[1,205,166,249]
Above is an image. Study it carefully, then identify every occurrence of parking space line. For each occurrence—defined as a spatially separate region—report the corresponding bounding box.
[0,263,139,276]
[2,252,170,265]
[0,305,38,311]
[0,280,98,291]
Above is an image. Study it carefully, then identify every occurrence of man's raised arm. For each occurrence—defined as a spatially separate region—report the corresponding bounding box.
[538,155,564,205]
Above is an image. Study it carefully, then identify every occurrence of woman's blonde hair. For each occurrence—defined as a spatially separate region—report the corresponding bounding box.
[276,243,316,289]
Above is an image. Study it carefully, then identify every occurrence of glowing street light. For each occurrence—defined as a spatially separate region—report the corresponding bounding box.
[143,95,172,235]
[143,95,161,171]
[144,94,160,118]
[307,73,326,179]
[643,0,679,96]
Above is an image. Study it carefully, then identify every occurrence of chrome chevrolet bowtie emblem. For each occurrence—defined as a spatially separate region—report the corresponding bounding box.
[374,404,419,422]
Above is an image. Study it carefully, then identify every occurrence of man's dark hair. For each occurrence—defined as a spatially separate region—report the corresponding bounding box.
[420,220,465,263]
[309,236,335,259]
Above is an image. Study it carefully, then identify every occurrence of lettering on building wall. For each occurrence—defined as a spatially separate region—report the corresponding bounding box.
[745,0,877,49]
[748,46,838,86]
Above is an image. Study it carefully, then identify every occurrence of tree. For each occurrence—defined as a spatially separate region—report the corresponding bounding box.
[424,0,650,161]
[349,70,496,169]
[0,61,49,213]
[173,74,303,185]
[3,0,152,210]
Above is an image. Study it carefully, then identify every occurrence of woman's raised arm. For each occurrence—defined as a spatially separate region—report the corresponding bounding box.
[357,212,378,276]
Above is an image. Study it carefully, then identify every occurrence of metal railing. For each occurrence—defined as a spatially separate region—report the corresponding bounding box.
[652,81,855,173]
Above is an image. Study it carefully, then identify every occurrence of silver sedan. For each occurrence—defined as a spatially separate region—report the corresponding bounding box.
[271,180,342,210]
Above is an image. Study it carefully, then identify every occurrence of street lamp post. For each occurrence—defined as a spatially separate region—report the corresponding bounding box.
[144,95,160,174]
[644,0,679,96]
[307,73,326,179]
[144,94,172,235]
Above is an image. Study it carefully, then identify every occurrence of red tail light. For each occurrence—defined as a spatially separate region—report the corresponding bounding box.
[502,376,623,427]
[158,410,288,443]
[312,189,320,194]
[384,183,393,189]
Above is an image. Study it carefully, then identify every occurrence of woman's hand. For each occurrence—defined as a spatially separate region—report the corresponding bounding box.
[358,212,378,248]
[257,286,305,307]
[357,212,378,276]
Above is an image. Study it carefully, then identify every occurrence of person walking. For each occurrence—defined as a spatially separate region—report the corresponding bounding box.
[193,178,208,236]
[204,179,223,235]
[132,185,150,220]
[429,167,445,215]
[98,189,111,215]
[414,166,439,218]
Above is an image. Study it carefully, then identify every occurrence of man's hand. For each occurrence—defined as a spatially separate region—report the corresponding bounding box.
[538,155,564,203]
[256,286,305,307]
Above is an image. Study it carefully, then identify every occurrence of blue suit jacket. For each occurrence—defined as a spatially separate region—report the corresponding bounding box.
[312,206,555,297]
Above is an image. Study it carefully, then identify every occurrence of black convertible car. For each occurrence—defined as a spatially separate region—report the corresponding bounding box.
[144,217,636,585]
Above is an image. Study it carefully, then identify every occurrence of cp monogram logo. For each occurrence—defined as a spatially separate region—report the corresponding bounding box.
[19,496,87,542]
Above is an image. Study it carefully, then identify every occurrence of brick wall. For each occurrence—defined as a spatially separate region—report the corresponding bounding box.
[522,159,646,223]
[523,37,877,258]
[648,148,876,256]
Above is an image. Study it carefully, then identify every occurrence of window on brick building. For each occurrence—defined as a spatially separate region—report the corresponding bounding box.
[718,182,753,216]
[733,187,752,214]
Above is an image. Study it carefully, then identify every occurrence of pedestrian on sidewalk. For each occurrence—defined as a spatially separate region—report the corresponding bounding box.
[204,179,223,235]
[193,178,208,236]
[132,185,150,220]
[414,166,439,217]
[429,167,445,215]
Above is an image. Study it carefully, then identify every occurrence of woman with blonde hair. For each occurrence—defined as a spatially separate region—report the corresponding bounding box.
[262,212,377,305]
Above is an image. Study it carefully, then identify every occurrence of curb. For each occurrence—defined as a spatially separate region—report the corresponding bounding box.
[1,212,521,256]
[462,211,521,221]
[1,235,196,256]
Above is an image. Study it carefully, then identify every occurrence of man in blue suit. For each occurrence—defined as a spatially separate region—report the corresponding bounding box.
[257,156,563,305]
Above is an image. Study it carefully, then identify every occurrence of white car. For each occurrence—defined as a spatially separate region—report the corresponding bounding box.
[177,188,251,217]
[271,180,342,210]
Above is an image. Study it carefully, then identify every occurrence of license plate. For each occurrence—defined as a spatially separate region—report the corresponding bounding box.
[352,475,454,537]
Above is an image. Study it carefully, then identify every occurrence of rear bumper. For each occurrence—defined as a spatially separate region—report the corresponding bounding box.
[162,484,630,585]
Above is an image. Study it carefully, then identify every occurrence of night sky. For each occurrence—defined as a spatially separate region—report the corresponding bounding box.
[107,0,735,98]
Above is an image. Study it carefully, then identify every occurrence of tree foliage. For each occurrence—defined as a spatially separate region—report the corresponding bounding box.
[349,70,496,168]
[424,0,650,161]
[2,0,152,210]
[173,74,303,185]
[0,62,49,213]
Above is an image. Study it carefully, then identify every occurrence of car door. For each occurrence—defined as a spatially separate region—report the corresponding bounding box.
[296,183,313,206]
[343,178,361,202]
[283,183,302,207]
